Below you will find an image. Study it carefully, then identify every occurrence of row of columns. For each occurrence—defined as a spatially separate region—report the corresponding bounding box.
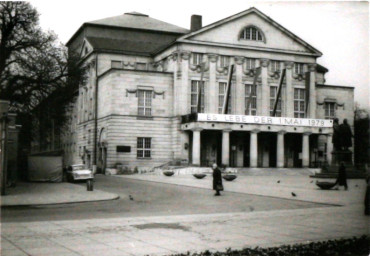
[191,129,332,167]
[173,51,317,119]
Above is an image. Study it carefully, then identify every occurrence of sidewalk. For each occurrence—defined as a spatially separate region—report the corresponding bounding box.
[1,174,368,256]
[0,181,120,207]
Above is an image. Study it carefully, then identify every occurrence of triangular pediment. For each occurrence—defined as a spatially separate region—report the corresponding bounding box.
[179,8,321,56]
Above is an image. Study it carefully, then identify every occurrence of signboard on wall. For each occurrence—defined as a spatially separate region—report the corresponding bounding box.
[197,113,333,128]
[116,146,131,153]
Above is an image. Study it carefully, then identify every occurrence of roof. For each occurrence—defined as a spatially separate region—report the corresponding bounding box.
[85,36,169,56]
[317,63,329,73]
[87,12,189,34]
[176,7,322,57]
[316,84,354,89]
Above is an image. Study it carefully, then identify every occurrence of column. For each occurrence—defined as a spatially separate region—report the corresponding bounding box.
[234,56,244,115]
[180,51,190,115]
[192,128,202,166]
[208,54,218,113]
[284,61,294,117]
[277,131,285,168]
[302,132,310,167]
[259,59,270,116]
[250,130,259,167]
[326,133,333,165]
[172,52,180,115]
[308,63,317,118]
[222,129,231,166]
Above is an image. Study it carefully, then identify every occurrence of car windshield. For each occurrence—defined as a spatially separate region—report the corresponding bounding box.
[73,165,85,171]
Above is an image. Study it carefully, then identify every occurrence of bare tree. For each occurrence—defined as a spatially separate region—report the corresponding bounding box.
[0,2,85,112]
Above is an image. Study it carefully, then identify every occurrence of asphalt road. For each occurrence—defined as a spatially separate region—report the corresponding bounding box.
[1,175,327,223]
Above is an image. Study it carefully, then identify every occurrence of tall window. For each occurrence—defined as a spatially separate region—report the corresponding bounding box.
[137,137,151,158]
[245,84,257,115]
[270,86,282,117]
[269,60,280,72]
[294,63,304,75]
[138,90,152,116]
[240,26,263,41]
[218,82,232,114]
[220,56,229,68]
[191,81,205,113]
[245,58,256,70]
[294,88,305,118]
[192,53,203,65]
[324,102,335,119]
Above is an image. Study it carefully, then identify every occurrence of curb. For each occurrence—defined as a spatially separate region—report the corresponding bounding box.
[1,195,121,208]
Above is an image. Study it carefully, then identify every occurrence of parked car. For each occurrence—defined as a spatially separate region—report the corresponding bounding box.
[66,164,94,191]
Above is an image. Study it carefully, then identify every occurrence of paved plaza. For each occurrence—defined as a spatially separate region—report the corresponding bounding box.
[1,173,368,256]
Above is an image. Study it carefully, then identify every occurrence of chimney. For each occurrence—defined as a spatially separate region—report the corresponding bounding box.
[190,15,202,32]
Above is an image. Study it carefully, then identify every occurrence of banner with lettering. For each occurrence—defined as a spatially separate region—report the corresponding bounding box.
[197,113,333,128]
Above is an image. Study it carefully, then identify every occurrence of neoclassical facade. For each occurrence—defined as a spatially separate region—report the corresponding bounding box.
[63,8,354,171]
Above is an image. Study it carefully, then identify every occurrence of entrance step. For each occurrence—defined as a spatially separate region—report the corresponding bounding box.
[310,165,366,179]
[152,167,318,176]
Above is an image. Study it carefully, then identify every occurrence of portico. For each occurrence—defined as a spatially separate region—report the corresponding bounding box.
[182,113,333,168]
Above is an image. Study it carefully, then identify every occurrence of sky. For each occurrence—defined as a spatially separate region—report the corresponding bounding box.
[30,0,369,109]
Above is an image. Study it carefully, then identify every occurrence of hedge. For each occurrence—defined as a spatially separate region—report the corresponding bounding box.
[166,235,369,256]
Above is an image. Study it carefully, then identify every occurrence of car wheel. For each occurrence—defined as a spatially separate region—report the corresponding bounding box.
[87,179,93,191]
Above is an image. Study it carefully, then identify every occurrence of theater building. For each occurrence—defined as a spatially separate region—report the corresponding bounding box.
[63,7,354,171]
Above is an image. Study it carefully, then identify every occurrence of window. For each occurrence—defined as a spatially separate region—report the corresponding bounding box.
[192,53,203,65]
[245,58,256,70]
[218,82,232,114]
[240,26,264,41]
[294,63,304,75]
[191,81,205,113]
[245,84,257,115]
[294,88,305,118]
[138,90,152,116]
[324,102,336,119]
[137,137,151,158]
[220,56,229,68]
[270,86,283,117]
[111,61,122,68]
[270,60,281,72]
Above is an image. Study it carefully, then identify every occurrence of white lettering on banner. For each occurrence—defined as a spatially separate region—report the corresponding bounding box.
[198,114,333,128]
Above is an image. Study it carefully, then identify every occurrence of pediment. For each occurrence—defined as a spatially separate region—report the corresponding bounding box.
[179,8,321,56]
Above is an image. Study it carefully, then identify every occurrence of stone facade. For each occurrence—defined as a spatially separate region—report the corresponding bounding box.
[60,8,354,171]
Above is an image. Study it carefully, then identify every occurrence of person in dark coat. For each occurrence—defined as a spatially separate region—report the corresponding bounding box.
[335,162,348,190]
[339,119,353,150]
[332,118,341,151]
[212,163,223,196]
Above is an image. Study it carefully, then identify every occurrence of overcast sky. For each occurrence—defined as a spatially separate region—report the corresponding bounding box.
[30,0,369,109]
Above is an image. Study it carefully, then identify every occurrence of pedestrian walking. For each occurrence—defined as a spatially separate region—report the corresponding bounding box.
[335,162,348,190]
[212,163,223,196]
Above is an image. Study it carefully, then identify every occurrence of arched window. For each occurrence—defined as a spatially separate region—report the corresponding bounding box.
[240,26,264,42]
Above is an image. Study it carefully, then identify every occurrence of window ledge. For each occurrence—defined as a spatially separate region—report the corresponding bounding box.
[136,116,153,120]
[136,157,152,160]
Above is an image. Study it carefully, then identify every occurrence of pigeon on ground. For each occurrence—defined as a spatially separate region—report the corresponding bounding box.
[291,192,297,197]
[129,195,134,201]
[310,180,313,183]
[277,180,280,183]
[355,184,359,187]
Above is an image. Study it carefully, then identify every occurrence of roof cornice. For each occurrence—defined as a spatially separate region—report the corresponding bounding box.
[175,39,321,57]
